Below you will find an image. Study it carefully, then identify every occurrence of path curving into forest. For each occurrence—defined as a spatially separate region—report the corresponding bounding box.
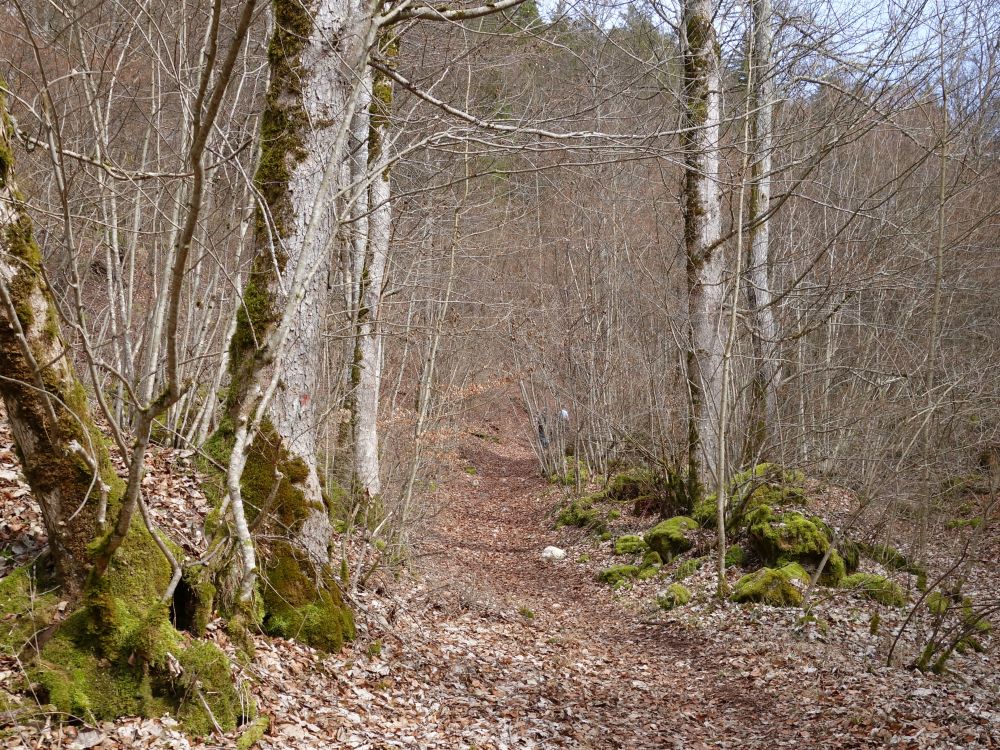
[411,408,776,749]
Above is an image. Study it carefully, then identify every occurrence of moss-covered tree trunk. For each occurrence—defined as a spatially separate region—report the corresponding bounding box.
[208,0,357,651]
[0,86,243,735]
[681,0,724,498]
[0,88,120,597]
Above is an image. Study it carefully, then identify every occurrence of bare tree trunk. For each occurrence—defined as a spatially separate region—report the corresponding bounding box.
[746,0,780,453]
[351,59,394,499]
[682,0,724,496]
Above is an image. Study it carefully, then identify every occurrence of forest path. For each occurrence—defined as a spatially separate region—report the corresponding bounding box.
[407,399,766,749]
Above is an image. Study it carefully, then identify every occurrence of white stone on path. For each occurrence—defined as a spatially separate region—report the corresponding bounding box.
[542,546,567,561]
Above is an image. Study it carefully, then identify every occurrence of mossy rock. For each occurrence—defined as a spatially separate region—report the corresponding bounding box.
[673,556,706,581]
[817,550,846,587]
[693,464,807,530]
[731,566,805,607]
[656,583,691,610]
[841,573,905,607]
[747,507,829,569]
[555,498,607,534]
[601,466,686,517]
[724,544,745,569]
[838,539,861,574]
[613,535,648,556]
[644,516,697,561]
[597,565,639,587]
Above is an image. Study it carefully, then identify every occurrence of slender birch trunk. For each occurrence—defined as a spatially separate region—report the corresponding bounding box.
[746,0,780,452]
[682,0,724,497]
[351,55,394,499]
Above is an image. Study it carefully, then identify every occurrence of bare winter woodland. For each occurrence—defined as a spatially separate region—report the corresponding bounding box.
[0,0,998,746]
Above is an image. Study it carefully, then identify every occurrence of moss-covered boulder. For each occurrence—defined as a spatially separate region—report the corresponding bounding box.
[598,565,639,587]
[692,464,807,530]
[555,498,607,534]
[641,550,662,567]
[601,466,687,517]
[818,550,846,587]
[731,566,805,607]
[838,539,861,574]
[746,506,829,568]
[644,516,697,561]
[657,583,692,610]
[841,573,905,607]
[613,534,648,556]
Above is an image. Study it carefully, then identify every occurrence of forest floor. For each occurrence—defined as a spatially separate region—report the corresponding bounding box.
[1,392,998,749]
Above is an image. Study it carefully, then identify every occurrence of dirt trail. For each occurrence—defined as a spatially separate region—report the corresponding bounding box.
[409,405,769,750]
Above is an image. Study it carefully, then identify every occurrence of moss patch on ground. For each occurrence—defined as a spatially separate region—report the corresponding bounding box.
[841,573,905,607]
[613,534,648,556]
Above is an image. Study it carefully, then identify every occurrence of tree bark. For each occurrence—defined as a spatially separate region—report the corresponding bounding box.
[351,60,393,499]
[682,0,725,496]
[0,89,121,597]
[208,0,359,651]
[746,0,780,452]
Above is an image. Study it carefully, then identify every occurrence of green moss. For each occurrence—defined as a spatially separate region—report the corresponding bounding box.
[549,457,589,487]
[644,516,697,561]
[597,565,639,587]
[838,539,861,574]
[0,565,60,654]
[637,565,661,581]
[657,583,692,610]
[182,565,216,637]
[641,550,662,567]
[237,716,271,750]
[554,498,607,534]
[724,544,745,569]
[613,534,648,556]
[841,573,905,607]
[927,591,949,616]
[260,541,354,652]
[818,550,846,587]
[692,495,718,527]
[747,507,829,569]
[673,556,705,581]
[731,567,804,607]
[31,528,247,735]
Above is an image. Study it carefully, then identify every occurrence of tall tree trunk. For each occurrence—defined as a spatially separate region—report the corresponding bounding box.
[209,0,358,651]
[351,59,394,499]
[1,84,243,734]
[0,92,120,597]
[746,0,780,454]
[682,0,724,496]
